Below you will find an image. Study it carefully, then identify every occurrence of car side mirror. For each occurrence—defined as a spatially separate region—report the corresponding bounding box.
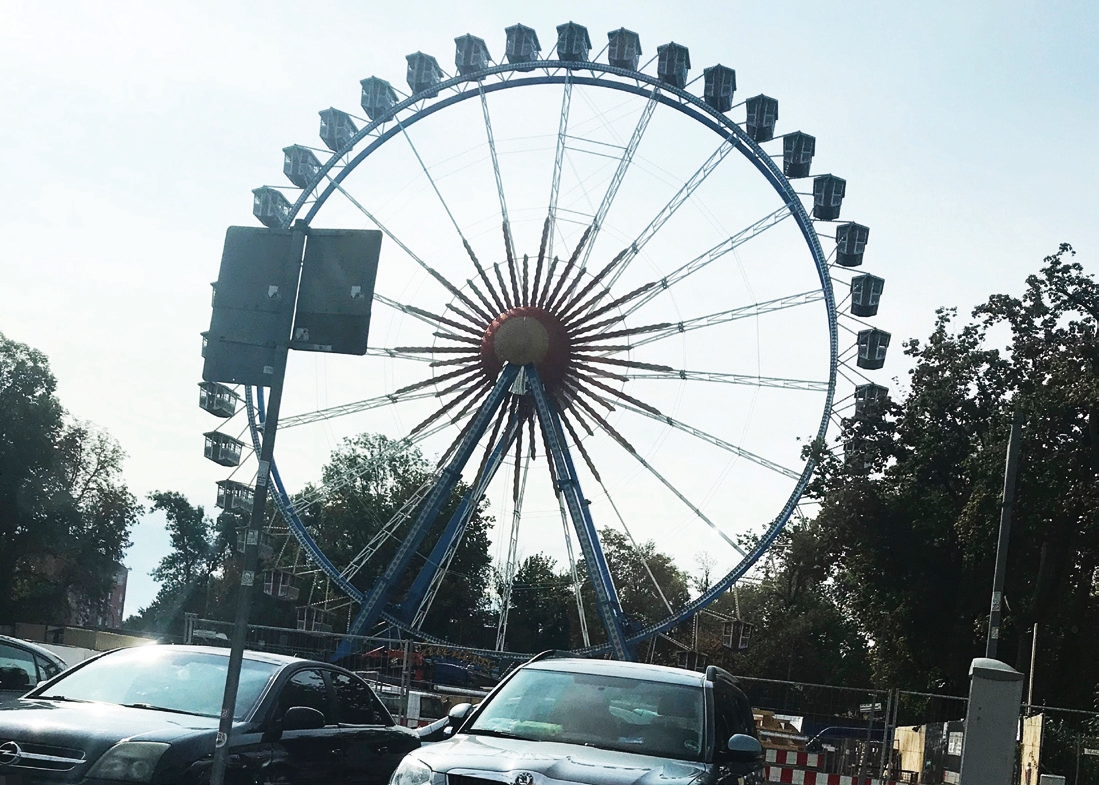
[283,706,326,731]
[448,702,472,724]
[725,734,763,762]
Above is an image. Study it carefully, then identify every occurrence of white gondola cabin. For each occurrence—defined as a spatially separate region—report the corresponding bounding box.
[854,383,889,419]
[264,570,299,601]
[783,132,816,179]
[556,22,591,62]
[203,431,245,467]
[836,222,870,267]
[812,175,846,220]
[656,42,690,89]
[504,23,540,64]
[406,52,444,97]
[216,480,254,512]
[198,382,239,418]
[360,77,398,121]
[745,95,778,142]
[607,28,641,70]
[297,606,335,633]
[851,274,885,318]
[319,107,358,152]
[283,145,321,189]
[455,34,491,75]
[857,328,891,370]
[235,527,275,563]
[252,187,291,228]
[703,65,736,113]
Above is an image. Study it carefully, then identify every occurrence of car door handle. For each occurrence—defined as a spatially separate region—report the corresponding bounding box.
[377,746,389,754]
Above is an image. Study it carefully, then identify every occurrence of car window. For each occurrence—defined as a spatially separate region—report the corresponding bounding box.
[279,669,333,724]
[331,672,392,725]
[468,668,703,761]
[34,653,63,681]
[0,644,36,691]
[713,679,754,746]
[35,648,278,719]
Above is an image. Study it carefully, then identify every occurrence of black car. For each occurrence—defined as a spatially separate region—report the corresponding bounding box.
[393,654,763,785]
[0,636,68,708]
[0,644,419,784]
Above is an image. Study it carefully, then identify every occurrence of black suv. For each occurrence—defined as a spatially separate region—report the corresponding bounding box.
[393,654,763,785]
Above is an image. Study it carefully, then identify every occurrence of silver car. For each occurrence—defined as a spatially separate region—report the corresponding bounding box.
[0,635,67,707]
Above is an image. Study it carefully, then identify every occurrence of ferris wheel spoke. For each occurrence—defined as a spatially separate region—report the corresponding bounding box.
[409,377,491,437]
[478,84,519,277]
[594,474,675,616]
[568,205,794,333]
[575,87,661,272]
[615,398,801,481]
[530,219,550,309]
[562,386,748,558]
[572,368,661,416]
[279,387,438,429]
[558,408,602,483]
[589,289,827,352]
[544,225,593,311]
[543,75,572,263]
[625,367,830,392]
[325,176,492,327]
[561,131,739,322]
[374,293,482,337]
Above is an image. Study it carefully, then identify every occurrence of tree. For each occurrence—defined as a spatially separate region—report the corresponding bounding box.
[696,523,872,686]
[127,492,233,636]
[301,433,495,645]
[499,553,573,652]
[805,245,1099,704]
[0,334,138,624]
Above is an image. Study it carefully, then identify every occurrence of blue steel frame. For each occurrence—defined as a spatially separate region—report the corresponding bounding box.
[247,54,839,657]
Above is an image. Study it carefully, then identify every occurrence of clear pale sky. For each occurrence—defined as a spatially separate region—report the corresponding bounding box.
[2,0,1096,617]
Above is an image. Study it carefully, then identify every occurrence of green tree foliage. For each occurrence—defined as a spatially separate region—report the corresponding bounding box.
[807,245,1099,704]
[301,434,495,645]
[0,334,138,624]
[696,524,872,686]
[498,553,573,652]
[127,492,236,636]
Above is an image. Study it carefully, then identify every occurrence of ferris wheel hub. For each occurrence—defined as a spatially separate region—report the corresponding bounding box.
[480,306,570,388]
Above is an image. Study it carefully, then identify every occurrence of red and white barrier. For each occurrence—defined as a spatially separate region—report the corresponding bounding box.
[764,768,899,785]
[765,749,823,768]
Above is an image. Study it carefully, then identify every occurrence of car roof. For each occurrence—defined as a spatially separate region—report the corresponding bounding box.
[0,634,67,666]
[98,644,320,668]
[523,657,708,686]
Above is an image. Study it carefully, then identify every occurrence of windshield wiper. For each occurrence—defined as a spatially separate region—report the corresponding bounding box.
[31,695,91,703]
[120,703,215,718]
[465,728,531,740]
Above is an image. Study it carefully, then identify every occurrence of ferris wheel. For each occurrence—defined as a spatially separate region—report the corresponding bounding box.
[199,21,889,660]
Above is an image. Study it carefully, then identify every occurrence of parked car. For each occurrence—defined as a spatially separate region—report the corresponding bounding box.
[0,644,419,784]
[0,635,67,707]
[391,654,764,785]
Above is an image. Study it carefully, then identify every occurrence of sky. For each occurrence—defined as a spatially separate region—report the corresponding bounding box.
[2,0,1096,621]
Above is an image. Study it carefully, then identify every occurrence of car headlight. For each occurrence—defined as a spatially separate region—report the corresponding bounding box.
[389,756,441,785]
[87,741,169,782]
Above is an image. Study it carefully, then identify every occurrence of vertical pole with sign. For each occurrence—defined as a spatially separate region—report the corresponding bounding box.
[201,225,382,785]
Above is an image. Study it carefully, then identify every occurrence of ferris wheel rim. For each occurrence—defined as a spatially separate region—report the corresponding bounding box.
[246,51,840,654]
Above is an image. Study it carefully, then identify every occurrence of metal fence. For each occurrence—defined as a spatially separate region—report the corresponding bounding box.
[182,618,1099,782]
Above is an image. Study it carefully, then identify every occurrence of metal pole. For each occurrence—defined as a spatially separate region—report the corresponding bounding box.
[986,411,1024,659]
[210,227,305,785]
[209,361,288,785]
[878,687,895,776]
[1027,623,1038,706]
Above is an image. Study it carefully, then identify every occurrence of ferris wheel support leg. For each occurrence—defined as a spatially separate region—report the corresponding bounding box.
[397,411,522,626]
[336,364,522,660]
[527,365,635,661]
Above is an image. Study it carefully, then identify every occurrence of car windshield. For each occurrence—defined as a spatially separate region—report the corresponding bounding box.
[35,648,278,720]
[467,668,704,761]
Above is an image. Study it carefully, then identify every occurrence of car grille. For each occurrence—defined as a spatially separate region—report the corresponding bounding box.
[449,775,506,785]
[0,739,86,773]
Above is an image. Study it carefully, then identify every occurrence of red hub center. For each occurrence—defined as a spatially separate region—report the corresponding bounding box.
[480,306,570,389]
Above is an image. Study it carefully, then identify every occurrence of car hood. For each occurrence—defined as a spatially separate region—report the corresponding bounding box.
[0,700,220,762]
[416,734,708,785]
